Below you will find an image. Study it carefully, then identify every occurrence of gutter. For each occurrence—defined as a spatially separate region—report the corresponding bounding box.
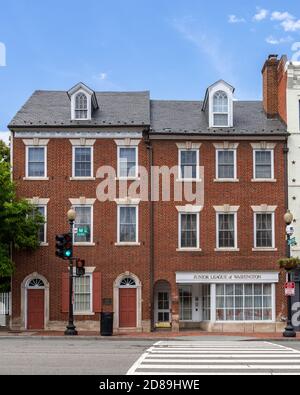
[143,127,155,332]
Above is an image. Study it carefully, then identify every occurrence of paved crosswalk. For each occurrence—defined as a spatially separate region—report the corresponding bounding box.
[127,341,300,375]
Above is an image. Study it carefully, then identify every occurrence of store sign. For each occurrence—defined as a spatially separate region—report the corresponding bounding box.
[176,271,279,284]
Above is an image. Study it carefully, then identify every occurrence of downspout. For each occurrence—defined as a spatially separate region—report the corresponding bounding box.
[144,128,155,332]
[283,139,290,258]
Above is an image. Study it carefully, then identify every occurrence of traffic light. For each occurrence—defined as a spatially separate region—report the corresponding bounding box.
[63,234,73,259]
[55,234,73,260]
[76,259,85,277]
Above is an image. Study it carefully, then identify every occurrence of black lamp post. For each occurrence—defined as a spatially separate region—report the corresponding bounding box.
[283,210,296,338]
[64,208,78,336]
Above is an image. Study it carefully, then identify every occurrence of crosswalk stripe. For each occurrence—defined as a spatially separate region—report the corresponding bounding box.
[127,341,300,375]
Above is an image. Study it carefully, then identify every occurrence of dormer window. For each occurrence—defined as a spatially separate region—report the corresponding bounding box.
[75,93,88,119]
[213,91,229,127]
[68,82,99,121]
[202,80,234,128]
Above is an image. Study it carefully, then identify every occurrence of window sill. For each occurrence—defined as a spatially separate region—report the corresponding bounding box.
[23,177,49,181]
[176,179,203,183]
[215,248,240,252]
[176,248,202,252]
[70,177,96,181]
[39,243,49,247]
[74,312,95,316]
[252,248,277,252]
[214,179,239,183]
[251,179,277,183]
[73,243,96,247]
[115,177,141,181]
[115,242,141,247]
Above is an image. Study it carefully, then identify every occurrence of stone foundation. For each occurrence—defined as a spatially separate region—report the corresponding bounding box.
[179,321,286,333]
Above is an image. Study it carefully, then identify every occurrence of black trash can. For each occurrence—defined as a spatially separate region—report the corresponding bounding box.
[101,312,114,336]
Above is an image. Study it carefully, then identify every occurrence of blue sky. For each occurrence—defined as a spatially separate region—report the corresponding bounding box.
[1,0,300,140]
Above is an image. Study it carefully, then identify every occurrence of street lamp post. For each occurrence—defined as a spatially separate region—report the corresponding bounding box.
[283,210,296,338]
[64,209,78,336]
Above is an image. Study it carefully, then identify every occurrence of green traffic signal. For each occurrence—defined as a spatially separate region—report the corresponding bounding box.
[55,233,73,260]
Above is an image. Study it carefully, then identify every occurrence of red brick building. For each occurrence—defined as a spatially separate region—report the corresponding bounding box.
[8,56,289,333]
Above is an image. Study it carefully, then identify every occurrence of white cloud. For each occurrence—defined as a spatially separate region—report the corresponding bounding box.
[281,18,300,32]
[228,15,245,24]
[266,35,293,45]
[253,8,269,22]
[269,10,300,32]
[271,11,294,21]
[99,72,108,81]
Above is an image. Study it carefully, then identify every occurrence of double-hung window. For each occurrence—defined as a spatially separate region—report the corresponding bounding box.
[217,150,236,180]
[217,213,237,249]
[179,150,199,180]
[74,274,92,314]
[118,147,138,179]
[27,147,46,178]
[36,206,46,244]
[74,206,92,244]
[254,150,274,180]
[118,206,138,244]
[213,91,229,127]
[255,213,274,249]
[73,147,93,178]
[179,213,199,249]
[75,93,88,119]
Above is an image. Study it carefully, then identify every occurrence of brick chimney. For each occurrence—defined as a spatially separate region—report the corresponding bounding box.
[262,55,279,118]
[262,54,287,122]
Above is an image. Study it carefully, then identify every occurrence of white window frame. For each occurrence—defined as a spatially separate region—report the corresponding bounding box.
[26,146,47,180]
[117,146,139,180]
[253,149,275,181]
[36,205,47,245]
[212,91,229,128]
[71,90,92,121]
[216,212,238,251]
[72,146,94,179]
[73,273,93,315]
[178,212,200,251]
[216,149,237,181]
[254,212,276,250]
[178,149,200,181]
[73,205,94,246]
[117,205,139,245]
[215,283,275,324]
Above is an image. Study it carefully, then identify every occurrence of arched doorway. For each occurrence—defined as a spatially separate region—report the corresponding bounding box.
[21,273,49,330]
[154,280,172,329]
[113,273,142,330]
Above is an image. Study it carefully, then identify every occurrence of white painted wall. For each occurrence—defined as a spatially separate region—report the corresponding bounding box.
[287,62,300,257]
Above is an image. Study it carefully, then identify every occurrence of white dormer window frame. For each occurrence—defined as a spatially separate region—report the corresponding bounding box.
[71,89,92,120]
[208,82,234,128]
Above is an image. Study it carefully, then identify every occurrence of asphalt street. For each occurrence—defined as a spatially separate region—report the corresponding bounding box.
[0,337,300,375]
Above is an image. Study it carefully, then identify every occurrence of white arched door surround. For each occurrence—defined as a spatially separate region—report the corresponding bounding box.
[21,273,49,330]
[113,272,142,330]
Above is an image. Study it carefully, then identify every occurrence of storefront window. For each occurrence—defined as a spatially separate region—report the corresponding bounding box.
[216,283,272,322]
[179,286,193,321]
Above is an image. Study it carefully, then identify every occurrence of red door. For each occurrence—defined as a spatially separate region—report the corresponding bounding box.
[27,290,45,330]
[119,288,137,328]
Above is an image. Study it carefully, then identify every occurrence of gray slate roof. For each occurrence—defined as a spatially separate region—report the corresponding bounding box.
[9,90,150,127]
[150,100,286,135]
[9,90,287,136]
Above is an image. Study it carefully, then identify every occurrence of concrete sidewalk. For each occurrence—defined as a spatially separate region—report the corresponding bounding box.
[0,329,299,341]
